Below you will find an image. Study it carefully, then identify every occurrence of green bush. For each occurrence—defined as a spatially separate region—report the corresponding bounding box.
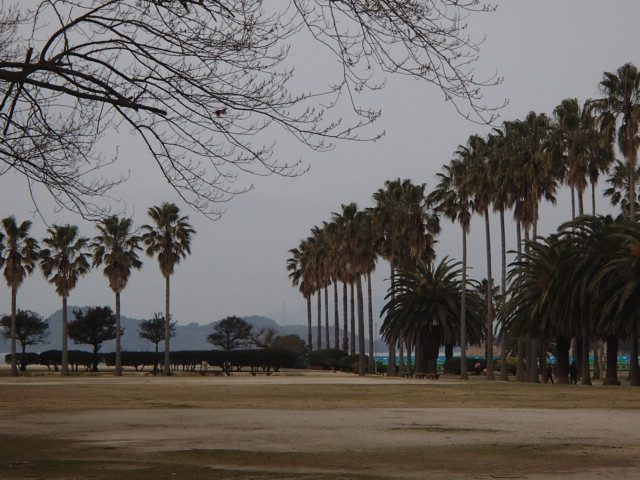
[309,349,347,369]
[443,357,488,375]
[338,354,360,372]
[495,356,518,376]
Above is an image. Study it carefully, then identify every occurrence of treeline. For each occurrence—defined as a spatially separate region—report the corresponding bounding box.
[1,203,196,377]
[288,63,640,385]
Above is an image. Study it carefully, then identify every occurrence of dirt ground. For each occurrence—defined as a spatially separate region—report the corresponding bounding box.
[1,370,639,479]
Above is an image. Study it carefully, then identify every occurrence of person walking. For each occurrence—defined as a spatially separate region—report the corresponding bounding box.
[569,361,578,385]
[546,363,554,384]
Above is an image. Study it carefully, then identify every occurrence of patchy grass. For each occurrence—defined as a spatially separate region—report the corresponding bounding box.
[1,371,639,479]
[1,372,639,413]
[0,433,633,480]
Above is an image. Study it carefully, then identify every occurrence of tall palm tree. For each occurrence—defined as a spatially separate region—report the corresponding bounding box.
[373,179,439,376]
[604,159,640,218]
[428,163,472,380]
[141,203,195,375]
[552,98,614,218]
[331,203,372,375]
[598,63,640,385]
[287,242,314,351]
[91,216,143,376]
[486,129,517,381]
[40,224,91,376]
[1,216,39,377]
[459,134,498,380]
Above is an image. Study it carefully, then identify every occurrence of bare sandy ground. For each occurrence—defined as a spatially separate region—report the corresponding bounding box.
[1,371,639,479]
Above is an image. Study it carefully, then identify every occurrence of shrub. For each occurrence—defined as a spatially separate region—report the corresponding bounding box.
[309,349,347,369]
[443,357,488,375]
[338,354,364,372]
[495,356,518,376]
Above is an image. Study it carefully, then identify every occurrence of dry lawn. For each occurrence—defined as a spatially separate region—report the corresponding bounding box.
[1,369,639,480]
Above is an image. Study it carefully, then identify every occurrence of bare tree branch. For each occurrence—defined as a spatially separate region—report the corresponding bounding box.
[0,0,500,218]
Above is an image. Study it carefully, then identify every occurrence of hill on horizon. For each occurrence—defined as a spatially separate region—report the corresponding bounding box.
[0,307,384,354]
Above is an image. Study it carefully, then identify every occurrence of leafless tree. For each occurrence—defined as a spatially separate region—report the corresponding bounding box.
[0,1,499,218]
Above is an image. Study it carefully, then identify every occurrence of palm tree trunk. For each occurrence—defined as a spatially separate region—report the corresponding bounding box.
[324,286,330,349]
[115,291,122,376]
[306,296,312,352]
[350,282,356,355]
[516,335,526,382]
[581,324,592,386]
[570,186,576,220]
[387,263,397,377]
[342,282,348,352]
[628,330,639,386]
[164,275,171,375]
[484,211,495,380]
[516,222,525,382]
[529,337,540,383]
[398,341,405,377]
[603,336,620,385]
[317,291,322,351]
[334,282,340,351]
[555,335,570,384]
[367,272,375,373]
[577,189,584,217]
[591,181,597,215]
[460,226,468,380]
[62,296,69,377]
[499,209,508,381]
[356,275,365,376]
[10,287,18,377]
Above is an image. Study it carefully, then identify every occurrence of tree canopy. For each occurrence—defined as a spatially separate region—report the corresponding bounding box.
[207,315,252,350]
[0,0,498,218]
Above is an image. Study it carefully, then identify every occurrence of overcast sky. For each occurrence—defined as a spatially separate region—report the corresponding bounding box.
[1,1,639,331]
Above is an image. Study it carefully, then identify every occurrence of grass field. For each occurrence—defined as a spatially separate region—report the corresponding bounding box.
[1,370,639,479]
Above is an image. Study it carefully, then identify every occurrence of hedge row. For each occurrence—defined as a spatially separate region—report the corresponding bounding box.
[5,348,301,372]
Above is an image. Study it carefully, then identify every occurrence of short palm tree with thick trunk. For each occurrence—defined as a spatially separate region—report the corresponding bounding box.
[142,203,195,375]
[40,224,91,376]
[1,216,39,377]
[91,216,142,376]
[381,257,483,378]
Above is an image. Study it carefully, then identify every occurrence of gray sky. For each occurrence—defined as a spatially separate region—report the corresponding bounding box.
[1,1,638,329]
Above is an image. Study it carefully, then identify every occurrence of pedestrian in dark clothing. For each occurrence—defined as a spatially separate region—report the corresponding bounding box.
[569,361,578,384]
[546,363,554,384]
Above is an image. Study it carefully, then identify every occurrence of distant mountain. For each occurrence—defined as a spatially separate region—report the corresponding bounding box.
[0,307,385,353]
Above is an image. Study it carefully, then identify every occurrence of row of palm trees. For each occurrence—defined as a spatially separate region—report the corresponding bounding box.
[0,202,194,376]
[287,62,640,383]
[287,179,440,376]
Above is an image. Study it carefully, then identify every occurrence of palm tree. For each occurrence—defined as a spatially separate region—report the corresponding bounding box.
[141,203,195,375]
[331,203,372,376]
[551,98,614,218]
[459,134,498,380]
[380,257,483,377]
[1,216,39,377]
[598,63,640,385]
[428,163,472,380]
[503,232,576,384]
[91,216,143,376]
[287,243,314,351]
[604,160,640,218]
[486,129,516,381]
[373,179,439,376]
[40,224,91,376]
